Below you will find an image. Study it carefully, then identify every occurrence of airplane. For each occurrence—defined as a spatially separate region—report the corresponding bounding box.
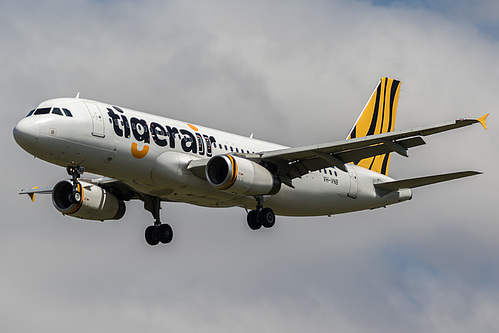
[13,77,488,246]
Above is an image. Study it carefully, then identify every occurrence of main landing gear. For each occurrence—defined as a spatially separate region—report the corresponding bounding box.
[143,195,173,246]
[246,196,276,230]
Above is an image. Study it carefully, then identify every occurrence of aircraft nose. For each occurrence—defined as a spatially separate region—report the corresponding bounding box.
[13,118,39,151]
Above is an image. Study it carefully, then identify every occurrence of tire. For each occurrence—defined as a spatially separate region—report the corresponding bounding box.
[247,210,262,230]
[157,224,173,244]
[68,190,81,204]
[145,226,160,246]
[72,191,81,203]
[259,208,275,228]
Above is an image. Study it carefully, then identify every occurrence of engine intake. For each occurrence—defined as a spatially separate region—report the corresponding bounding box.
[206,155,281,196]
[52,180,126,221]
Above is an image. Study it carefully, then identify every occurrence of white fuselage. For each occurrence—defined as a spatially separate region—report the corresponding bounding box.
[14,98,411,216]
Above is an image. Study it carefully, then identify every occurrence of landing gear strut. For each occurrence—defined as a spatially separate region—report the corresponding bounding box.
[247,196,276,230]
[143,195,173,246]
[66,166,85,204]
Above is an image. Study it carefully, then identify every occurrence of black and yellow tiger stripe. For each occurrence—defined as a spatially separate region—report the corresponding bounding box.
[347,77,401,175]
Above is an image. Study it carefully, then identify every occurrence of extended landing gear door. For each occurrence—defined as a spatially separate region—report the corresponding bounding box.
[85,102,105,138]
[347,165,358,199]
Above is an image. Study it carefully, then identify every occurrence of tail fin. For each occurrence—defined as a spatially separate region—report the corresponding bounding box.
[347,77,401,175]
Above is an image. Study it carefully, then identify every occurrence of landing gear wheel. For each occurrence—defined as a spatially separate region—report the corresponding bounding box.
[69,190,81,204]
[259,208,275,228]
[143,195,174,246]
[247,210,262,230]
[72,191,81,203]
[145,226,160,246]
[157,224,173,244]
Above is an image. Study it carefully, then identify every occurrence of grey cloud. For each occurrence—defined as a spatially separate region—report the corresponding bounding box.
[2,0,499,332]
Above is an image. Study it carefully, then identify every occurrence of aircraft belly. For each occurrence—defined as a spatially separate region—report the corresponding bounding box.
[264,172,349,216]
[125,179,252,207]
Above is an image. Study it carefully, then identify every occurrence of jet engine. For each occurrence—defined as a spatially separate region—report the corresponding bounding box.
[52,180,126,221]
[206,154,281,196]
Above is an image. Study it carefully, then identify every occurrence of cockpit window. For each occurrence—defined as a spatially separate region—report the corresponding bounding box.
[34,108,51,115]
[52,108,63,116]
[28,107,73,117]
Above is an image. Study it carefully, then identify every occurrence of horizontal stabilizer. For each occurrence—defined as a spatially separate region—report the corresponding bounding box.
[374,171,482,192]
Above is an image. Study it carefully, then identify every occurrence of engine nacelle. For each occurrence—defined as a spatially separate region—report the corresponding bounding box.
[206,155,281,196]
[52,180,126,221]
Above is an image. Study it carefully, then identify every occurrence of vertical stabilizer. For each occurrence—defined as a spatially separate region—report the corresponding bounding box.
[347,77,401,175]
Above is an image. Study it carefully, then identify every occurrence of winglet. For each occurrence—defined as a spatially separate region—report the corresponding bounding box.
[477,114,489,130]
[19,185,53,202]
[29,186,38,202]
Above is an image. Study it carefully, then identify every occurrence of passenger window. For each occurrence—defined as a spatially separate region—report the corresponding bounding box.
[52,108,63,116]
[224,145,228,150]
[329,170,332,176]
[230,147,233,152]
[34,108,51,115]
[62,108,73,117]
[236,148,239,153]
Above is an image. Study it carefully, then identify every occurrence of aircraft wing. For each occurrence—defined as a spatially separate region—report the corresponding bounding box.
[260,115,488,180]
[79,177,140,201]
[19,186,53,202]
[19,177,140,202]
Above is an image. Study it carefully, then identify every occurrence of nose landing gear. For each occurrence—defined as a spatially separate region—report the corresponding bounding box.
[66,166,85,204]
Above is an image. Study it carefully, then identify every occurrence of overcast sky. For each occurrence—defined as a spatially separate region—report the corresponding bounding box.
[2,0,499,332]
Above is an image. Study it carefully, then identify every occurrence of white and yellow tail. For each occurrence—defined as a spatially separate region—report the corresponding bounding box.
[347,77,401,175]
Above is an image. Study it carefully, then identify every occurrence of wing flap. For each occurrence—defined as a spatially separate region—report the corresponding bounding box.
[336,136,426,165]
